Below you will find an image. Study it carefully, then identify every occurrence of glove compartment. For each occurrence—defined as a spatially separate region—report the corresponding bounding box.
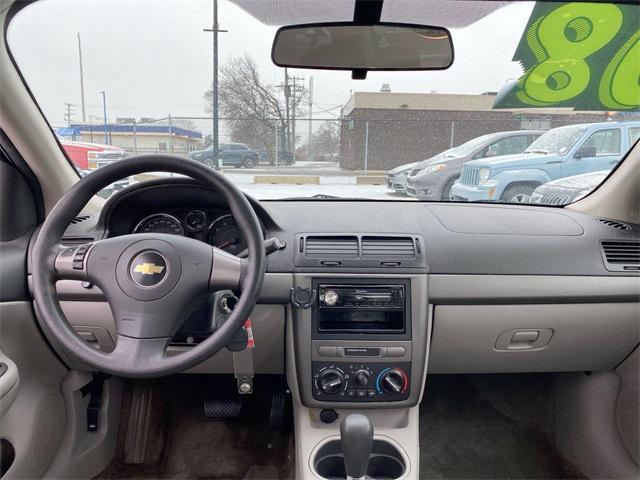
[428,303,639,373]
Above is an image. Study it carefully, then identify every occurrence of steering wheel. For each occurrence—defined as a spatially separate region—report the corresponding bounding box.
[32,155,265,378]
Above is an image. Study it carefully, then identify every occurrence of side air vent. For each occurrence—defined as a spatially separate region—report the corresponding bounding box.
[598,218,631,231]
[601,240,640,271]
[304,236,358,257]
[361,236,416,258]
[70,215,91,225]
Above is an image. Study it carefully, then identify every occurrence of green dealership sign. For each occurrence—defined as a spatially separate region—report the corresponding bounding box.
[493,2,640,111]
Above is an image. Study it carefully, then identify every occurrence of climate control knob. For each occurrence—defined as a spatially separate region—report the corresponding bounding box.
[354,370,371,387]
[379,368,408,395]
[318,368,345,394]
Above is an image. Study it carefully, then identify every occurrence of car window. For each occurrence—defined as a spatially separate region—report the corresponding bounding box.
[485,135,532,157]
[7,0,640,204]
[629,127,640,145]
[581,129,621,155]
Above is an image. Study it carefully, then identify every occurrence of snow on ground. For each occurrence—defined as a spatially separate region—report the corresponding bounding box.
[126,162,415,201]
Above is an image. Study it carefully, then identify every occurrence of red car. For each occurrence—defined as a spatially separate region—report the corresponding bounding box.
[61,140,128,170]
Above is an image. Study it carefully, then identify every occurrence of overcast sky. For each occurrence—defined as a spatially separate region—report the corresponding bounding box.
[8,0,533,139]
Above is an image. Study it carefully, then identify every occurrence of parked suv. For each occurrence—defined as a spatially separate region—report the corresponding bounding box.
[451,121,640,203]
[188,142,260,168]
[403,130,542,200]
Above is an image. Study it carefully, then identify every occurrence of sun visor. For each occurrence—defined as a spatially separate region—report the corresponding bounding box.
[231,0,511,27]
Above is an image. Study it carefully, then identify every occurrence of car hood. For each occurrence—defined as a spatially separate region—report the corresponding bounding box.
[536,170,610,193]
[389,152,451,175]
[465,152,552,169]
[388,161,423,175]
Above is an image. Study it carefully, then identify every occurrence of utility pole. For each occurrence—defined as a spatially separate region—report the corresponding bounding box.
[100,91,109,144]
[276,70,304,163]
[77,33,86,122]
[63,102,75,127]
[288,74,305,163]
[283,68,290,158]
[308,76,313,160]
[203,0,227,169]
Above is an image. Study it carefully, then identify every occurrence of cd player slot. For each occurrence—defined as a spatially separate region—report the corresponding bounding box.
[318,309,404,334]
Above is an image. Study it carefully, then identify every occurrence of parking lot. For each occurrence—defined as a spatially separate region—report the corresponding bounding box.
[132,160,409,200]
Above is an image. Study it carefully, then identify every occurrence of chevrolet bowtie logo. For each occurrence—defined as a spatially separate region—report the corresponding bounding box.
[133,263,165,275]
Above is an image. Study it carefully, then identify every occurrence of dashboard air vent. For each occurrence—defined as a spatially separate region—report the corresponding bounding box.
[598,218,630,231]
[304,236,358,257]
[361,236,416,258]
[601,241,640,271]
[70,215,91,225]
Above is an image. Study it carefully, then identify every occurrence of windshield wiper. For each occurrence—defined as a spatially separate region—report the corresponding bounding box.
[277,194,367,201]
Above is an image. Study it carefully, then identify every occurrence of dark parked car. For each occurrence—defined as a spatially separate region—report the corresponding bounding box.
[258,150,294,166]
[188,142,259,168]
[529,170,610,206]
[405,130,543,200]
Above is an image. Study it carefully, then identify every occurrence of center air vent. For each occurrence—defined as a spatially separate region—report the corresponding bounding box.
[361,236,416,258]
[601,240,640,271]
[598,219,630,231]
[304,236,358,257]
[295,233,426,269]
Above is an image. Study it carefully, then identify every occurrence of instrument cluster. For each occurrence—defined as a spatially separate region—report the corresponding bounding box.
[133,209,248,255]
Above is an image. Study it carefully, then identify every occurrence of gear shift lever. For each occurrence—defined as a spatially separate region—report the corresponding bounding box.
[340,414,373,479]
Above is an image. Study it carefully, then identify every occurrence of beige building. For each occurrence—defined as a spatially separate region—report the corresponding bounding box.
[71,121,203,156]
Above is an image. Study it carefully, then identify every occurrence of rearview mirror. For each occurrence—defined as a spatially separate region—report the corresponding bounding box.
[272,22,453,71]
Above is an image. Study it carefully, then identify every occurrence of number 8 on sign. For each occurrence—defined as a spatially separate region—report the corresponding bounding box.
[521,3,623,104]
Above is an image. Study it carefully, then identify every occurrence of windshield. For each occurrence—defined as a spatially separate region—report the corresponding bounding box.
[8,0,639,205]
[444,134,496,158]
[525,126,588,155]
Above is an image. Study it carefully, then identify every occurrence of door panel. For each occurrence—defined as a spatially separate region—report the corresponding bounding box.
[0,302,67,479]
[616,347,639,465]
[0,157,68,479]
[0,347,19,416]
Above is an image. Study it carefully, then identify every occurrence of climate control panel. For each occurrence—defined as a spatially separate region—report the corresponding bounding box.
[312,361,410,402]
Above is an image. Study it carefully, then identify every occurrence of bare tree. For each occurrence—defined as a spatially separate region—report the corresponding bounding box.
[204,54,305,157]
[313,121,340,157]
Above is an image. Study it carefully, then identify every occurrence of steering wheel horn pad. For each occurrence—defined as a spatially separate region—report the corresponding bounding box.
[32,154,265,378]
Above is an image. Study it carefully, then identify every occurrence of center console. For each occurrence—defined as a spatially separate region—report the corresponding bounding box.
[287,236,429,479]
[290,273,428,410]
[311,280,412,403]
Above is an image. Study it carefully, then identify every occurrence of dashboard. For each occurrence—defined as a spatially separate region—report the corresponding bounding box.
[30,178,639,390]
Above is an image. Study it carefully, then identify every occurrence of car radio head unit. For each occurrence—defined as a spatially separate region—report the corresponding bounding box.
[319,284,404,309]
[312,280,410,338]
